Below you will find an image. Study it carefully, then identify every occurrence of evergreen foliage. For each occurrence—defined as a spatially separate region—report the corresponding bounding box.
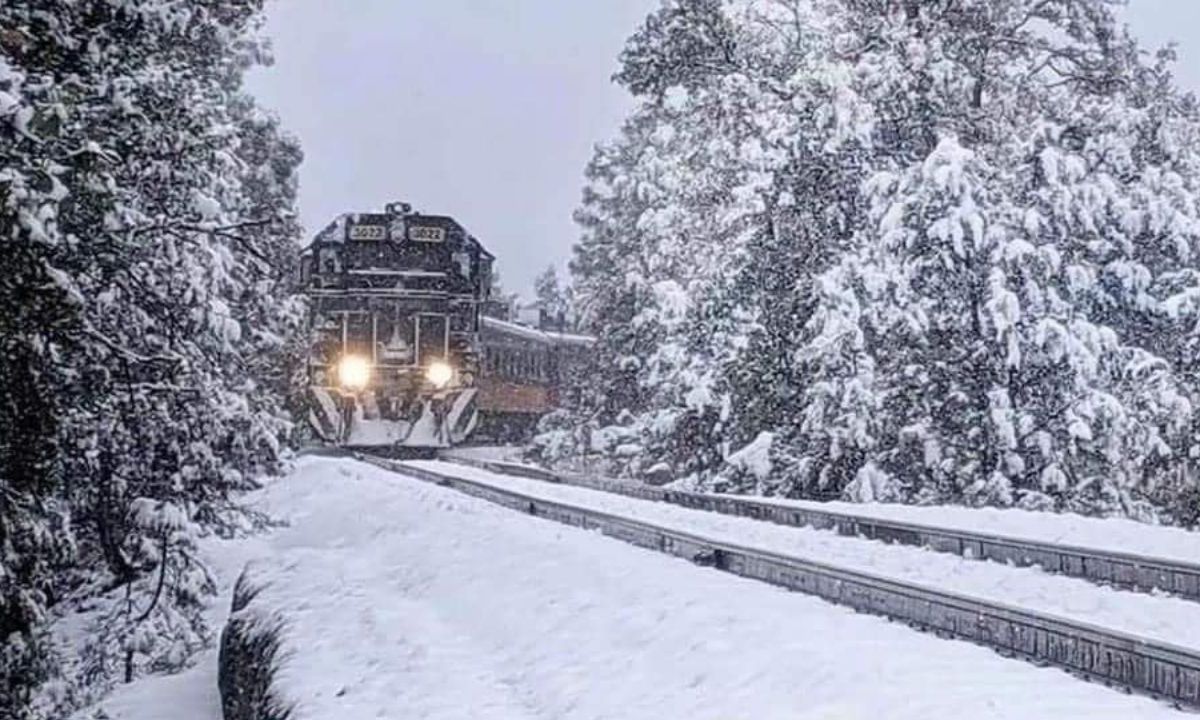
[543,0,1200,525]
[534,265,571,329]
[0,2,302,716]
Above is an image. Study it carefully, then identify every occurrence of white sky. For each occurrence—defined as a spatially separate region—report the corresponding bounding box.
[246,0,1200,297]
[245,0,653,295]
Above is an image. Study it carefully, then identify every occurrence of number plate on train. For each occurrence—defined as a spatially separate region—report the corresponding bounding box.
[348,225,387,240]
[409,226,446,242]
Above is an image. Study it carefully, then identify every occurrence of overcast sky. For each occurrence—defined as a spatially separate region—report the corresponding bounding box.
[246,0,1200,297]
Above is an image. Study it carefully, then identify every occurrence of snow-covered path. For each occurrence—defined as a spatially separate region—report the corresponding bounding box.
[80,455,1188,718]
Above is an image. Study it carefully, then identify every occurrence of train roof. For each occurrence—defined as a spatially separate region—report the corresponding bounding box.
[480,316,594,347]
[301,211,494,259]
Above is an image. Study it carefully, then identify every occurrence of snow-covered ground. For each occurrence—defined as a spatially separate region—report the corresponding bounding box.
[82,455,1190,718]
[446,444,528,464]
[72,653,224,720]
[70,518,271,720]
[728,493,1200,566]
[448,447,1200,566]
[409,459,1200,653]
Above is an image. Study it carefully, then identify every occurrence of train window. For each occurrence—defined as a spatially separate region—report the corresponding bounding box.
[417,315,448,365]
[396,243,449,274]
[478,256,493,299]
[344,240,397,270]
[451,250,471,279]
[450,308,475,332]
[319,247,340,274]
[344,312,373,361]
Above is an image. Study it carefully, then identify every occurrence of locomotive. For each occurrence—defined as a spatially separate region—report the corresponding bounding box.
[300,202,588,449]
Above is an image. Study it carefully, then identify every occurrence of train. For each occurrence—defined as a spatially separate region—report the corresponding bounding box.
[300,202,589,450]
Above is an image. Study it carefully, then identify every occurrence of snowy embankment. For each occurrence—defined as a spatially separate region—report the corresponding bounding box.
[76,455,1188,718]
[409,460,1200,654]
[446,444,528,464]
[721,493,1200,566]
[452,447,1200,566]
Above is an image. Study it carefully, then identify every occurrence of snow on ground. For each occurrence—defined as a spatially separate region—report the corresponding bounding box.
[73,652,223,720]
[452,448,1200,566]
[71,516,271,720]
[448,444,529,464]
[410,460,1200,654]
[77,455,1190,719]
[725,494,1200,566]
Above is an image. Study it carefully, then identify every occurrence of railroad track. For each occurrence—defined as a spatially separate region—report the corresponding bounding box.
[439,452,1200,603]
[358,453,1200,710]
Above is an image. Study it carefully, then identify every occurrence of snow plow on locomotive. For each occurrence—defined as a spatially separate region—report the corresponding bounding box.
[300,202,589,450]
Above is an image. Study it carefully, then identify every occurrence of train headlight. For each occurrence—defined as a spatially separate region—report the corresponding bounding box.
[337,355,372,391]
[426,361,453,388]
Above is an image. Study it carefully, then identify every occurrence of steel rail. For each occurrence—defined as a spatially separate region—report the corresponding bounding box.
[360,454,1200,709]
[440,454,1200,603]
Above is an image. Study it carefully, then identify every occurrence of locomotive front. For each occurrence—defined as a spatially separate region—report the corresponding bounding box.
[301,202,492,449]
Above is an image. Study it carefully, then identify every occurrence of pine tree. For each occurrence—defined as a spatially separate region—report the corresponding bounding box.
[0,272,74,717]
[569,110,667,426]
[533,265,569,329]
[556,0,1200,521]
[1,1,303,713]
[793,0,1199,513]
[561,0,860,484]
[1,19,83,718]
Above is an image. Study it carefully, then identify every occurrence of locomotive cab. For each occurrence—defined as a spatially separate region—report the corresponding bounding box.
[302,203,492,448]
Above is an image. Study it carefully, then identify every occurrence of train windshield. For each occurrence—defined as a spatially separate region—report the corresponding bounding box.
[416,315,448,365]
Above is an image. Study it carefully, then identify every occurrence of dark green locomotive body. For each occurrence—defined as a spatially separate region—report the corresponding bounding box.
[301,204,493,448]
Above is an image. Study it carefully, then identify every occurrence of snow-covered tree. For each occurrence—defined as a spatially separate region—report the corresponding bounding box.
[533,265,570,329]
[552,0,863,483]
[788,0,1200,515]
[1,1,303,714]
[568,110,670,427]
[554,0,1200,522]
